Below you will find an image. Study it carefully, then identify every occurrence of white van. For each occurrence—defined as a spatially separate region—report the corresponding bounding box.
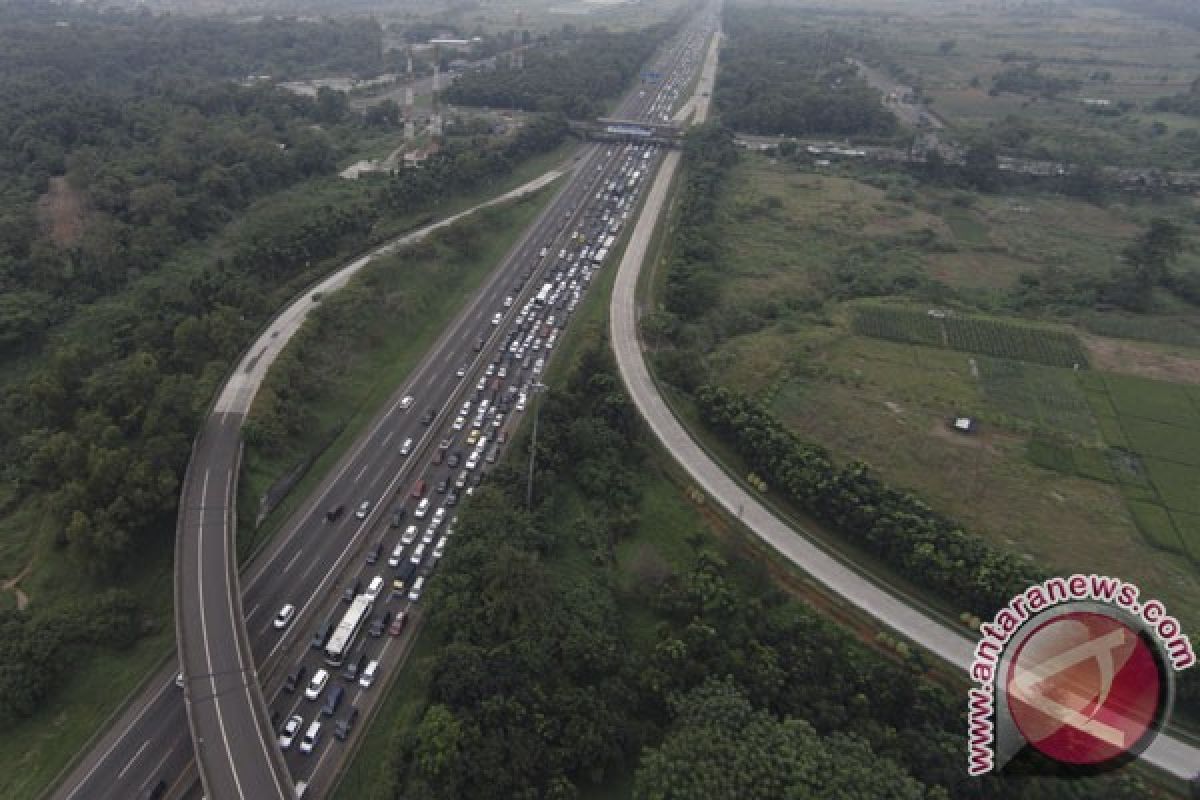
[388,544,405,568]
[365,575,384,601]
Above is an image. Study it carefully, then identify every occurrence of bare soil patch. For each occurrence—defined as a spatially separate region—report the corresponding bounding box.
[1083,334,1200,386]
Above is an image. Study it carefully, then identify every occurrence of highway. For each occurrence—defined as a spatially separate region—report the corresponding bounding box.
[610,21,1200,786]
[47,8,717,800]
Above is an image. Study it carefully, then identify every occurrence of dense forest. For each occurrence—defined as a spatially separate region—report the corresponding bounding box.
[0,3,571,721]
[714,6,897,137]
[443,25,670,119]
[378,337,1154,799]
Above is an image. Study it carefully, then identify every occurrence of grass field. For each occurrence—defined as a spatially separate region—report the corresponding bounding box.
[676,152,1200,633]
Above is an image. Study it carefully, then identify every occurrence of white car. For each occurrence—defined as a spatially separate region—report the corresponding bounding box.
[431,507,446,529]
[401,524,418,545]
[273,604,296,630]
[491,312,503,326]
[422,527,435,545]
[300,720,320,754]
[280,714,303,750]
[400,395,414,410]
[456,365,467,378]
[433,537,448,559]
[408,576,426,603]
[355,500,371,520]
[304,669,329,701]
[503,295,514,307]
[414,498,430,518]
[452,415,465,431]
[359,660,379,688]
[399,437,413,456]
[410,543,426,565]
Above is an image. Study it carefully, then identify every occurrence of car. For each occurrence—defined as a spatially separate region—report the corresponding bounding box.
[452,415,466,431]
[390,509,406,528]
[279,715,303,750]
[433,537,448,559]
[304,668,329,701]
[341,653,367,682]
[476,376,487,392]
[325,504,345,522]
[341,579,362,603]
[456,365,467,378]
[399,437,414,456]
[409,542,426,565]
[473,336,485,352]
[465,429,480,446]
[503,295,514,307]
[431,507,446,529]
[422,527,435,546]
[445,490,458,507]
[334,707,361,741]
[322,685,345,717]
[497,366,508,379]
[420,408,436,425]
[400,395,414,410]
[365,574,385,601]
[368,610,392,638]
[175,672,184,689]
[408,576,426,603]
[300,720,321,754]
[283,665,307,693]
[388,543,405,568]
[491,312,503,326]
[385,609,409,636]
[414,498,430,518]
[310,617,334,650]
[355,500,372,520]
[401,524,418,545]
[436,478,449,494]
[359,660,379,688]
[447,451,461,468]
[295,780,309,798]
[410,479,427,499]
[465,452,479,470]
[365,541,383,565]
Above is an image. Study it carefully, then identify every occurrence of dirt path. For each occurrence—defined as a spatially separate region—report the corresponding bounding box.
[1,563,31,610]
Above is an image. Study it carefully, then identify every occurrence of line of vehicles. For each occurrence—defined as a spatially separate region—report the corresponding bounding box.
[250,12,718,795]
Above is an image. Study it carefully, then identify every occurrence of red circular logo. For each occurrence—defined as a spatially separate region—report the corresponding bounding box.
[1006,611,1164,766]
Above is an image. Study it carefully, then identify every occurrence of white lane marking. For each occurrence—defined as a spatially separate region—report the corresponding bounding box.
[354,464,369,483]
[282,549,305,575]
[245,603,260,621]
[381,430,395,447]
[116,740,151,780]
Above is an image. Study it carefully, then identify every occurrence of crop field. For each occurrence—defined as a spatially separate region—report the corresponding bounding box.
[852,306,1090,368]
[979,358,1098,440]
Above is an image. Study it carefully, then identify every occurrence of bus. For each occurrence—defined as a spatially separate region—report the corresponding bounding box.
[535,282,553,305]
[324,594,373,667]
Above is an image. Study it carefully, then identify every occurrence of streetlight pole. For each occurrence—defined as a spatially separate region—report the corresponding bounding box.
[525,381,547,511]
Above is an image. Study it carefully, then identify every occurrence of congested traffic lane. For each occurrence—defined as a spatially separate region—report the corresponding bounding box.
[259,14,718,794]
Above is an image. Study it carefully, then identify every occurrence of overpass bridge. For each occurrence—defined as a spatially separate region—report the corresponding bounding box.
[569,117,684,146]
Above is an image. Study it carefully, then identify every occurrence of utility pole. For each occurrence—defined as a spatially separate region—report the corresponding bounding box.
[525,381,547,511]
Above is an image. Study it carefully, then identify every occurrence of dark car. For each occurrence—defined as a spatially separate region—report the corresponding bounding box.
[283,664,307,694]
[365,541,383,566]
[445,491,458,508]
[388,610,409,637]
[310,617,334,650]
[325,504,345,522]
[473,336,484,352]
[447,452,462,468]
[334,707,361,741]
[390,508,406,527]
[436,478,449,494]
[341,652,367,682]
[368,610,392,638]
[394,560,417,591]
[342,578,362,604]
[321,685,345,717]
[420,408,436,425]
